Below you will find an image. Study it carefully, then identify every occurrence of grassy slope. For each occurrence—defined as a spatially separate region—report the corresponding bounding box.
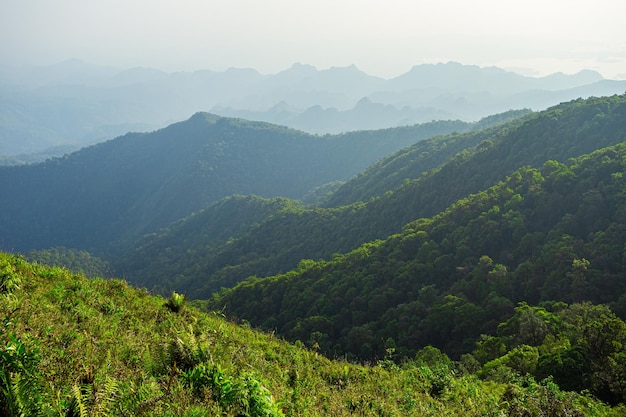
[1,252,622,416]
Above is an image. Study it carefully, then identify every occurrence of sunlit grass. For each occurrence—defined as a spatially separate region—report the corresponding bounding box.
[1,252,624,416]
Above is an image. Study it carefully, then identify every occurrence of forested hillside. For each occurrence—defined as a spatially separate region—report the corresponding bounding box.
[3,88,626,414]
[325,109,532,206]
[115,95,626,299]
[115,195,303,292]
[1,252,625,415]
[210,140,626,370]
[0,113,476,254]
[114,112,530,296]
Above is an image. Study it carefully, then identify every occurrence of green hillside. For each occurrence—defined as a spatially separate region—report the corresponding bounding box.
[325,109,532,206]
[0,114,477,254]
[2,91,626,415]
[115,95,626,299]
[115,195,303,293]
[209,140,626,384]
[4,253,623,415]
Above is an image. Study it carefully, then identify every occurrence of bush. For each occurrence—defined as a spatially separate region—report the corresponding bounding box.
[181,364,283,416]
[0,326,43,416]
[0,258,22,294]
[166,291,186,313]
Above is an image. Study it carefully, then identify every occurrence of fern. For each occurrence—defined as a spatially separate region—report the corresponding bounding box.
[65,377,118,417]
[0,259,22,294]
[180,364,283,417]
[67,384,89,417]
[0,328,43,417]
[237,374,283,417]
[165,291,185,313]
[12,372,43,417]
[93,377,118,417]
[168,326,212,371]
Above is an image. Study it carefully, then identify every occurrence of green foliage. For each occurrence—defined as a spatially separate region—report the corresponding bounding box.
[411,346,455,398]
[0,252,621,415]
[0,256,22,294]
[113,110,535,298]
[167,326,211,371]
[165,291,186,313]
[26,246,111,278]
[502,379,587,417]
[0,113,472,254]
[117,94,626,304]
[0,320,42,416]
[474,302,626,405]
[326,109,532,206]
[114,195,304,295]
[480,345,539,378]
[181,366,283,417]
[4,95,626,414]
[211,130,626,365]
[64,377,118,417]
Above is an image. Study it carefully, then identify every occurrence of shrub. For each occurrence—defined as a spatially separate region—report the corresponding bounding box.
[167,328,211,371]
[0,327,43,416]
[0,258,22,294]
[181,364,283,417]
[166,291,186,313]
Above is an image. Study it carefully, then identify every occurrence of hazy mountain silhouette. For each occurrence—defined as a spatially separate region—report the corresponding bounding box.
[0,112,481,253]
[1,61,624,157]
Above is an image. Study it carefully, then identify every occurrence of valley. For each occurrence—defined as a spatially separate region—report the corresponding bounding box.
[2,81,626,415]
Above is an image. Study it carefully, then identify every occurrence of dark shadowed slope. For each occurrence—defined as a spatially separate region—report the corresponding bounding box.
[116,96,626,300]
[0,113,470,253]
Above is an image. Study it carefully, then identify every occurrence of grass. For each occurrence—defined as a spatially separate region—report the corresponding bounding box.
[1,252,624,416]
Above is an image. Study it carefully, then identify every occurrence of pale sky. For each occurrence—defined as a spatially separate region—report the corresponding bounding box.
[2,0,626,79]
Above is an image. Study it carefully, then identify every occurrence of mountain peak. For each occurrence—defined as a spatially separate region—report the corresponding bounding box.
[326,64,362,73]
[187,112,221,124]
[286,62,317,72]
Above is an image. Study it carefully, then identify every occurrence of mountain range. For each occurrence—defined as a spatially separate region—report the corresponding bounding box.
[103,96,626,304]
[1,111,521,254]
[2,86,626,409]
[2,60,625,158]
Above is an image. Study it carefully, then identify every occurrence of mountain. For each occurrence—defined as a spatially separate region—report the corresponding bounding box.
[210,136,626,366]
[0,113,473,254]
[2,92,626,411]
[2,252,621,415]
[387,62,604,93]
[113,195,302,292]
[110,110,528,295]
[114,95,626,300]
[2,61,625,157]
[215,97,460,134]
[186,96,626,356]
[324,109,533,206]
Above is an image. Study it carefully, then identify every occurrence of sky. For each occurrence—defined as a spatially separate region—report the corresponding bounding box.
[2,0,626,79]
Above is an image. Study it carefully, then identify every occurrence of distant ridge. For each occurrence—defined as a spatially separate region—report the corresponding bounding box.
[206,93,626,366]
[115,95,626,302]
[0,112,479,253]
[2,61,624,156]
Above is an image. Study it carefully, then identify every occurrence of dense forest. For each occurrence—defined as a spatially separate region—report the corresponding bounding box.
[3,93,626,414]
[112,119,513,295]
[0,112,516,254]
[209,139,626,357]
[2,252,626,415]
[324,109,534,206]
[114,95,626,300]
